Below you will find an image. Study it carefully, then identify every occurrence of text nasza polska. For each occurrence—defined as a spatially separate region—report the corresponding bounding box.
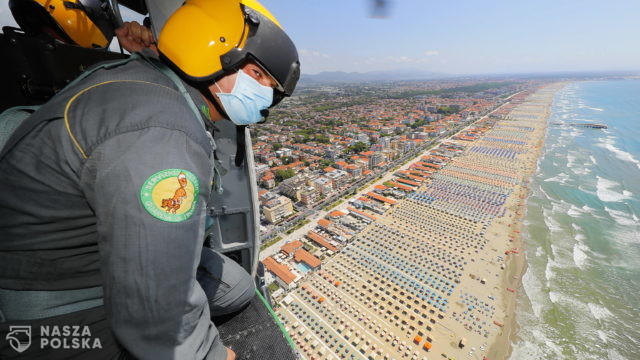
[40,326,102,349]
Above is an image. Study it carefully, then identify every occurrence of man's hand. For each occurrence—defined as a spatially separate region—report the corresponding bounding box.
[115,21,157,54]
[226,347,236,360]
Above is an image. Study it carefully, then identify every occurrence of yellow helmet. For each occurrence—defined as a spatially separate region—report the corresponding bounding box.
[158,0,300,103]
[9,0,116,48]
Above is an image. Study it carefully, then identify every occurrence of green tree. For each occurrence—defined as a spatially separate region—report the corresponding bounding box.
[319,159,333,168]
[282,156,294,165]
[315,134,331,144]
[275,169,295,182]
[348,141,368,154]
[272,143,282,151]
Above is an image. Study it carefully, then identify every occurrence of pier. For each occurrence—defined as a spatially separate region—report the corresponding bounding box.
[551,122,608,129]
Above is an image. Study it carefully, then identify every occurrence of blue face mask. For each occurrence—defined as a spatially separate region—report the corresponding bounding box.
[215,70,274,126]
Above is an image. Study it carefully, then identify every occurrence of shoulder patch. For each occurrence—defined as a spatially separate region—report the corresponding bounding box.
[140,169,200,222]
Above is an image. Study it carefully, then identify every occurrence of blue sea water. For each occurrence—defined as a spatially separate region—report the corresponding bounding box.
[509,80,640,359]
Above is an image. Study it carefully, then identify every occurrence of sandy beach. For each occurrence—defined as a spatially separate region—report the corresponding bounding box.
[485,84,566,360]
[272,84,565,360]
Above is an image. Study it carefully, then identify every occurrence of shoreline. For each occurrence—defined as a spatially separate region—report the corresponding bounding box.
[270,85,569,360]
[486,83,565,360]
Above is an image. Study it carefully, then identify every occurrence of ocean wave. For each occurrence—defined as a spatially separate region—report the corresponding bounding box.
[509,329,565,360]
[573,242,589,270]
[607,349,628,360]
[596,136,640,170]
[522,267,545,318]
[597,330,608,343]
[578,184,597,196]
[604,207,640,227]
[567,153,577,168]
[572,167,591,176]
[587,302,613,321]
[548,290,586,309]
[577,103,605,111]
[613,229,640,247]
[538,185,553,201]
[544,261,554,285]
[535,246,543,257]
[590,155,598,165]
[544,172,570,184]
[567,206,583,218]
[596,176,633,203]
[543,211,564,232]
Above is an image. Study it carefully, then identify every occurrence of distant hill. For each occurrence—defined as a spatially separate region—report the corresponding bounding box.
[300,69,450,84]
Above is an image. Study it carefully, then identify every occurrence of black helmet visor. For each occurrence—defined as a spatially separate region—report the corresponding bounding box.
[220,7,300,101]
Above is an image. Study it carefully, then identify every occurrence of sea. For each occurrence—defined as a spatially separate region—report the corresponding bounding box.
[509,80,640,359]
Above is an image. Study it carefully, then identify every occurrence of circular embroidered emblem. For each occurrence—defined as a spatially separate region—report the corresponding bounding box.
[140,169,200,222]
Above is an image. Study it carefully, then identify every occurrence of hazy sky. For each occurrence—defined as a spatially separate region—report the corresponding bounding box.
[2,0,638,75]
[261,0,640,75]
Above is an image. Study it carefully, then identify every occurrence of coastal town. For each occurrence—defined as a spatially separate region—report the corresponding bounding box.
[252,78,561,359]
[253,80,532,242]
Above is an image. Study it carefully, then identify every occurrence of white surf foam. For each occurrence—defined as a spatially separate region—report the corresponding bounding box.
[596,176,633,203]
[597,330,608,343]
[567,206,583,218]
[544,261,554,285]
[573,242,589,270]
[544,173,570,184]
[590,155,598,165]
[535,246,543,257]
[604,207,640,226]
[567,153,577,168]
[521,268,544,318]
[597,136,640,170]
[509,329,565,360]
[612,229,640,247]
[587,302,613,321]
[571,166,591,176]
[543,212,563,233]
[607,349,628,360]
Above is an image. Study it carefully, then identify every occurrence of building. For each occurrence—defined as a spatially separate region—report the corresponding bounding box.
[281,240,304,257]
[325,169,350,189]
[293,249,321,270]
[356,158,369,171]
[262,257,297,290]
[300,186,320,206]
[313,176,333,196]
[306,231,338,252]
[280,174,311,202]
[260,171,276,189]
[369,153,385,168]
[356,133,369,144]
[343,164,362,178]
[254,163,270,178]
[263,195,294,224]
